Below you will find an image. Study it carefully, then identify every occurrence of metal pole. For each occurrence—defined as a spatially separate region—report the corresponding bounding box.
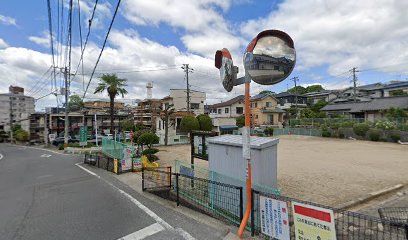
[44,112,48,146]
[9,96,13,142]
[64,66,69,146]
[95,114,98,146]
[238,73,252,237]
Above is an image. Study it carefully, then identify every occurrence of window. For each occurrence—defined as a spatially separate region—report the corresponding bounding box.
[190,103,200,109]
[225,108,229,114]
[158,120,161,130]
[266,102,272,107]
[236,107,243,114]
[254,103,257,108]
[255,114,258,119]
[218,109,222,114]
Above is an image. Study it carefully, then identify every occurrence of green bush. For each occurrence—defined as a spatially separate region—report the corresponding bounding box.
[264,127,274,136]
[338,127,346,138]
[256,133,264,137]
[340,121,354,128]
[137,132,159,148]
[196,114,213,131]
[15,129,29,141]
[322,130,331,137]
[388,131,401,143]
[236,115,245,128]
[353,123,370,137]
[142,148,159,155]
[58,144,64,150]
[180,116,200,133]
[368,129,382,141]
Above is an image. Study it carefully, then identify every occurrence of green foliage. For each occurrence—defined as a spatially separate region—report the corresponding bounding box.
[288,86,307,94]
[374,120,396,130]
[132,129,150,143]
[338,127,347,138]
[135,123,145,131]
[142,148,159,155]
[388,130,401,143]
[58,144,64,150]
[310,100,328,112]
[67,143,96,148]
[385,107,408,119]
[368,129,382,141]
[322,130,331,137]
[353,123,370,137]
[68,94,84,111]
[259,90,276,96]
[120,119,135,131]
[14,129,29,141]
[180,116,199,133]
[340,121,354,128]
[390,90,408,96]
[236,115,245,128]
[264,127,274,136]
[11,124,22,134]
[196,114,213,131]
[288,85,325,94]
[137,132,159,149]
[256,133,265,137]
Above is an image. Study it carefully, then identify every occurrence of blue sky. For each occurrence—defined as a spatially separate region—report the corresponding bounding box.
[0,0,407,110]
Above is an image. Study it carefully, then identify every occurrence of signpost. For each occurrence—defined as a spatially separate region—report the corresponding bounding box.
[259,196,290,240]
[292,202,337,240]
[79,125,87,147]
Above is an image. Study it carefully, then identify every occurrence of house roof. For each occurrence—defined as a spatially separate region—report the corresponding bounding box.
[209,95,244,108]
[303,90,335,97]
[274,92,306,98]
[250,93,279,101]
[357,82,384,91]
[170,89,205,93]
[321,96,408,112]
[382,81,408,89]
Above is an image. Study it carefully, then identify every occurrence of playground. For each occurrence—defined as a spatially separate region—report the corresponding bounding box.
[155,135,408,206]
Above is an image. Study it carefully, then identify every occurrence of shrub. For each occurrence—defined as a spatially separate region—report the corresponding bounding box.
[374,120,396,130]
[180,116,200,133]
[338,127,346,138]
[256,133,264,137]
[368,129,382,141]
[137,132,159,149]
[132,129,150,143]
[142,148,159,155]
[236,115,245,128]
[58,144,64,150]
[388,130,401,143]
[340,121,354,128]
[353,123,370,137]
[196,114,213,131]
[15,129,29,141]
[322,130,331,137]
[264,127,274,136]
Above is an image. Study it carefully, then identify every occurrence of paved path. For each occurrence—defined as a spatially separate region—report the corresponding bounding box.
[0,144,227,240]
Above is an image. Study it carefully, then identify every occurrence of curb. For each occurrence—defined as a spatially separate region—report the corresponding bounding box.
[337,184,404,209]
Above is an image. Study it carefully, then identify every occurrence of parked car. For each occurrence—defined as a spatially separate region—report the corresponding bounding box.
[105,134,113,140]
[51,136,78,146]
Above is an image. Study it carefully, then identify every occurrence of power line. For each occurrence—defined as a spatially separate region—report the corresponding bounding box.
[26,66,53,96]
[71,0,99,87]
[46,0,57,91]
[77,0,85,90]
[82,0,122,99]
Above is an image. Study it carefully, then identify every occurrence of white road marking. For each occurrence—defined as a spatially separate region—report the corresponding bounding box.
[40,154,52,158]
[0,153,3,160]
[75,163,196,240]
[11,144,69,155]
[118,223,164,240]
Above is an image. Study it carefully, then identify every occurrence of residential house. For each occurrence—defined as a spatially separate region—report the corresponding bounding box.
[29,112,45,143]
[321,95,408,121]
[304,90,338,104]
[250,94,285,127]
[83,100,125,110]
[208,95,244,134]
[274,92,308,109]
[335,81,408,102]
[155,89,206,145]
[0,86,35,133]
[383,81,408,97]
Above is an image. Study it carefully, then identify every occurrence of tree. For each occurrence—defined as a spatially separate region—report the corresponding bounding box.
[306,85,325,93]
[236,115,245,128]
[94,74,128,134]
[310,100,328,112]
[196,114,213,131]
[259,90,276,96]
[14,129,29,141]
[68,94,84,111]
[386,107,408,119]
[288,86,307,94]
[180,116,199,133]
[137,132,159,149]
[390,90,408,96]
[120,119,135,132]
[159,103,175,146]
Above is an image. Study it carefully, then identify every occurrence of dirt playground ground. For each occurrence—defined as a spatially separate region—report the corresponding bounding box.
[155,135,408,206]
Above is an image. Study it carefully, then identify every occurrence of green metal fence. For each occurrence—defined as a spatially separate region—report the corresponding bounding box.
[289,118,408,128]
[101,138,126,159]
[273,127,322,137]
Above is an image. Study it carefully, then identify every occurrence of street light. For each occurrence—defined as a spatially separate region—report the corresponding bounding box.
[215,29,295,238]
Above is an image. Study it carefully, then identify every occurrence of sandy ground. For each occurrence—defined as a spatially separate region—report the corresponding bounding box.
[155,136,408,206]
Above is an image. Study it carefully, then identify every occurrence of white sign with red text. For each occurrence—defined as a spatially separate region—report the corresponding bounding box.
[260,196,290,239]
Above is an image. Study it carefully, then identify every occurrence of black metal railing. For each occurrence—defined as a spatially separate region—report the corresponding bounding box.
[142,168,243,226]
[252,190,408,239]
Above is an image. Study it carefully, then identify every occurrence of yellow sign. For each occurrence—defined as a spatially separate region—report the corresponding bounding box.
[113,159,118,174]
[292,202,336,240]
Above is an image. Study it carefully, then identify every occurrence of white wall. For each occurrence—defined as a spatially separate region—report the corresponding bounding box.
[169,89,206,115]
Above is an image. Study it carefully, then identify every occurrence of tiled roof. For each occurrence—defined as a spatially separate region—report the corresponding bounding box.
[321,96,408,112]
[274,92,306,98]
[209,95,244,108]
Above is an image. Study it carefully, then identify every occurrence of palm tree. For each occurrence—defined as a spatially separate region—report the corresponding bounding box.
[94,74,128,134]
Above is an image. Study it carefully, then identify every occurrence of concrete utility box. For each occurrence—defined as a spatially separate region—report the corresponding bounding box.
[207,135,279,190]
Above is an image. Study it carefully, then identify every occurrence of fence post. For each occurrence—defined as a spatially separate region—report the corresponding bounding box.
[176,173,180,206]
[251,189,255,237]
[142,167,145,191]
[239,187,243,222]
[84,153,87,163]
[168,166,172,188]
[97,154,100,168]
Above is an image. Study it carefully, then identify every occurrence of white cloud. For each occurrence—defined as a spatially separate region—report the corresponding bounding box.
[28,33,50,48]
[0,14,17,26]
[240,0,408,76]
[0,38,8,49]
[76,0,112,29]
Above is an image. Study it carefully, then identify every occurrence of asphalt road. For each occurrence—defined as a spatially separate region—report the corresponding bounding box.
[0,144,227,240]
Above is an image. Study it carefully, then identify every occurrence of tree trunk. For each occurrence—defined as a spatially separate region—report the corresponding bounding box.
[164,116,168,146]
[110,94,115,134]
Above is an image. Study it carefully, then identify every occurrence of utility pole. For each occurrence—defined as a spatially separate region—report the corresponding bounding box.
[351,67,358,102]
[182,64,193,112]
[44,111,48,146]
[9,97,13,142]
[292,76,299,118]
[64,66,69,146]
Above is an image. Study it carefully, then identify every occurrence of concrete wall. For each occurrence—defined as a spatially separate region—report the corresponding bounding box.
[169,89,206,115]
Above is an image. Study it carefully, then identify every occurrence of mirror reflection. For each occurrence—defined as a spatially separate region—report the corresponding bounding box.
[244,35,295,85]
